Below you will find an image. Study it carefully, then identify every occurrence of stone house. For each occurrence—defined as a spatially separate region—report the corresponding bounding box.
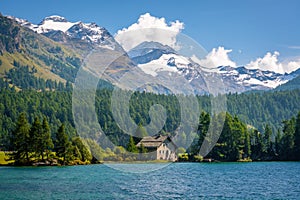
[136,135,177,161]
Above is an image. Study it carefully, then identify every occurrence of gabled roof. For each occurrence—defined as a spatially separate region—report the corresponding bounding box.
[136,135,171,148]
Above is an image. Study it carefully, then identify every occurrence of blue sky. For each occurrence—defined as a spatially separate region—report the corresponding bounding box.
[1,0,300,69]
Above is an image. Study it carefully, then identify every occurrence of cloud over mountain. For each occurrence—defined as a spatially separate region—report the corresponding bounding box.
[115,13,184,51]
[115,13,300,74]
[246,52,300,74]
[194,47,237,69]
[194,48,300,74]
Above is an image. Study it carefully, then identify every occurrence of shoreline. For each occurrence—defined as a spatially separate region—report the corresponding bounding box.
[1,160,299,167]
[1,151,299,167]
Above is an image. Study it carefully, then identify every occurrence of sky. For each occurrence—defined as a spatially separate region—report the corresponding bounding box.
[1,0,300,73]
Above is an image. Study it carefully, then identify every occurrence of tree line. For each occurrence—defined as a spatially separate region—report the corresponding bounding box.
[182,111,300,162]
[7,113,160,165]
[5,60,73,91]
[8,112,92,165]
[1,85,300,148]
[7,110,300,165]
[0,87,300,162]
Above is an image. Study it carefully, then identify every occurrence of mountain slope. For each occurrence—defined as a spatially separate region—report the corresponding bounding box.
[0,14,82,89]
[129,41,297,93]
[3,15,148,91]
[13,15,124,55]
[275,68,300,91]
[3,15,300,94]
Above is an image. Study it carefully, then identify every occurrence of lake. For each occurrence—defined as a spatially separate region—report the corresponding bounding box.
[0,162,299,199]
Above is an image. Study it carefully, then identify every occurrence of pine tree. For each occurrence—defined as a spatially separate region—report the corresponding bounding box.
[221,113,240,161]
[275,129,281,157]
[54,124,72,165]
[232,116,246,160]
[251,129,264,160]
[127,136,138,153]
[294,112,300,160]
[188,112,210,155]
[72,137,92,162]
[41,117,54,161]
[138,142,148,161]
[263,124,272,155]
[30,117,42,160]
[139,142,147,153]
[197,112,210,152]
[10,112,31,165]
[135,124,148,139]
[72,145,82,161]
[281,118,295,160]
[244,131,251,159]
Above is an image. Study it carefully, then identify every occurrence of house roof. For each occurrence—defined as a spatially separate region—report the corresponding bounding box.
[136,135,171,148]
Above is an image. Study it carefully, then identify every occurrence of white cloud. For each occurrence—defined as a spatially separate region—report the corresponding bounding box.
[192,47,300,74]
[246,51,300,74]
[288,46,300,50]
[115,13,184,51]
[285,59,300,73]
[246,51,283,73]
[115,13,300,74]
[193,46,236,68]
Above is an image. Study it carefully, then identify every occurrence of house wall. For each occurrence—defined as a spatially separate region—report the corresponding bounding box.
[156,142,177,161]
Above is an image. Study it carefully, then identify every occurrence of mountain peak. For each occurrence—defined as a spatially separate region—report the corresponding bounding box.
[35,15,78,33]
[128,41,176,61]
[43,15,68,23]
[130,41,175,54]
[10,15,122,51]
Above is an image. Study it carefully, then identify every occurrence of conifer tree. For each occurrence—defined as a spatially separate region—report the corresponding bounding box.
[41,117,54,161]
[135,124,148,139]
[264,124,272,155]
[139,142,147,153]
[189,111,210,155]
[256,130,264,159]
[244,131,251,159]
[54,124,72,165]
[10,112,31,165]
[198,112,210,147]
[294,112,300,160]
[281,118,295,160]
[275,129,282,157]
[30,117,42,160]
[127,136,138,153]
[72,137,92,162]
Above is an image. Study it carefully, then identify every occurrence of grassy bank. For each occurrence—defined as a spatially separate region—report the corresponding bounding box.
[0,151,13,165]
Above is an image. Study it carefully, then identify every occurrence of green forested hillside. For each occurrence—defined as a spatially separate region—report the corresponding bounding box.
[226,90,300,132]
[275,74,300,91]
[0,14,82,87]
[0,86,300,161]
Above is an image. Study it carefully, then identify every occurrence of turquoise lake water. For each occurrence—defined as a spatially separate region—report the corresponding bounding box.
[0,162,299,199]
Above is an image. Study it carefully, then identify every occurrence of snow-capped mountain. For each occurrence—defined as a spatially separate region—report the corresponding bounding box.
[6,15,300,94]
[128,42,176,63]
[217,66,292,90]
[32,15,76,33]
[10,15,123,52]
[129,41,297,93]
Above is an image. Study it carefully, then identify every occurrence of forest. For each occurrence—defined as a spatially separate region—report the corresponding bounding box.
[0,82,300,164]
[7,112,93,165]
